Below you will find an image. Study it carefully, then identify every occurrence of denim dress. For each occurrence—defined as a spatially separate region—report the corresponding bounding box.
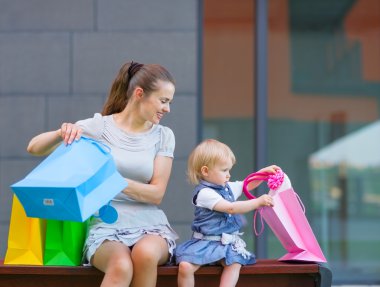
[175,181,256,266]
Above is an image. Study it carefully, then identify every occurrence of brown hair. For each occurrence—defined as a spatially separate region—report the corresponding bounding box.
[187,139,236,185]
[102,61,175,115]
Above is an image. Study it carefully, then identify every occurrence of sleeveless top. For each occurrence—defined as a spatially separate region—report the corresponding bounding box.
[191,180,244,235]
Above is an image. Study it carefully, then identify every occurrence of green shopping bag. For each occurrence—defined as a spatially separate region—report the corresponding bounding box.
[43,219,88,266]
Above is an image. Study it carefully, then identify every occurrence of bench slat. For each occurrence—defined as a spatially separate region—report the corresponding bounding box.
[0,259,320,287]
[0,259,318,275]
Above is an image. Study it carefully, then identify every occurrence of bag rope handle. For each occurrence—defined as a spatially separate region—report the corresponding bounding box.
[81,136,112,154]
[243,169,285,235]
[253,208,265,236]
[295,192,306,213]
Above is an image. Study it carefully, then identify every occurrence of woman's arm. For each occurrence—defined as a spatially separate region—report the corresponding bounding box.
[27,129,62,156]
[27,123,82,156]
[122,155,173,205]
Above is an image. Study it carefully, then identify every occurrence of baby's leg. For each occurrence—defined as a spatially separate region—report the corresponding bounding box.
[177,261,201,287]
[219,262,241,287]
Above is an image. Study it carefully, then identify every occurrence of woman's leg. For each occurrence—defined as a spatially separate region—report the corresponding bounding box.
[219,262,241,287]
[130,234,170,287]
[177,261,200,287]
[92,240,133,287]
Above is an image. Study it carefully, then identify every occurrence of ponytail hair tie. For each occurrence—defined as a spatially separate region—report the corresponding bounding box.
[128,61,144,79]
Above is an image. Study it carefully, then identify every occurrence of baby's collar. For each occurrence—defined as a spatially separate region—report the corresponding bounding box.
[200,180,226,189]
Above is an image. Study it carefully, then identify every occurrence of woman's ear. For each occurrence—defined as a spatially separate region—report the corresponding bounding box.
[200,166,208,177]
[134,87,144,99]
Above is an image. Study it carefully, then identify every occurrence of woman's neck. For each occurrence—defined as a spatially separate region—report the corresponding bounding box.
[113,111,153,134]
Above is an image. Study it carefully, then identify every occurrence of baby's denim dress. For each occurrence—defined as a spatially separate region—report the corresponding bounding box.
[175,181,256,266]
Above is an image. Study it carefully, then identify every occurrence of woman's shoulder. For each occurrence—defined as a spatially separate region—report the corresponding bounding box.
[155,124,175,156]
[76,113,107,139]
[76,112,106,125]
[156,124,174,137]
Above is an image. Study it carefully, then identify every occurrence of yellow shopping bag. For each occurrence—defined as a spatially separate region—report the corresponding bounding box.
[4,195,46,265]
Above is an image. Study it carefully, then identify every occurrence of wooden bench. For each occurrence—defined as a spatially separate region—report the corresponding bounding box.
[0,259,330,287]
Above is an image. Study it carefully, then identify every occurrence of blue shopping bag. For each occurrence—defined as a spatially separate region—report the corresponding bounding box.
[11,137,127,222]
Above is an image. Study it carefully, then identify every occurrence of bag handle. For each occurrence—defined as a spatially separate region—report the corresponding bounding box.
[244,170,305,214]
[295,192,306,214]
[253,208,265,236]
[243,169,284,199]
[81,137,111,154]
[243,169,284,236]
[242,172,268,199]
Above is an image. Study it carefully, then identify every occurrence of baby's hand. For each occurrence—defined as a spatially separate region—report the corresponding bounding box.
[258,164,281,175]
[257,194,274,208]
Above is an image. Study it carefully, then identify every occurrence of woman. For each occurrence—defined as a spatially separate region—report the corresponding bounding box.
[27,61,178,287]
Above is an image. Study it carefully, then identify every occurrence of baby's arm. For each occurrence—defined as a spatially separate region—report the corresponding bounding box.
[213,194,273,215]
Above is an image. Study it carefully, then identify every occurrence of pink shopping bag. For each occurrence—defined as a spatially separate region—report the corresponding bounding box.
[243,170,327,263]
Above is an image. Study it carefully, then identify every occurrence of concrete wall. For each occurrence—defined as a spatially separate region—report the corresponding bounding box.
[0,0,199,258]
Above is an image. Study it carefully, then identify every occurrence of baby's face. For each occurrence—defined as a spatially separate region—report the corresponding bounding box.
[203,158,233,186]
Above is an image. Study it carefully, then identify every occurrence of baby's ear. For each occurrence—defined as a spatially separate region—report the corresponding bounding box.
[200,165,209,176]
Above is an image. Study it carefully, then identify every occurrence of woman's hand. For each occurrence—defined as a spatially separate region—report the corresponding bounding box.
[59,122,82,145]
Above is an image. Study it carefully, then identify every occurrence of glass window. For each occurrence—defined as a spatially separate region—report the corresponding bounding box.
[268,0,380,283]
[203,0,380,283]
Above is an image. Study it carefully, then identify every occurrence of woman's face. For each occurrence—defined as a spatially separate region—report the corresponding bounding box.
[140,81,175,124]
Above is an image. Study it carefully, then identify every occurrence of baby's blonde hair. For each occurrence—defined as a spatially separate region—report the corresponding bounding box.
[187,139,236,185]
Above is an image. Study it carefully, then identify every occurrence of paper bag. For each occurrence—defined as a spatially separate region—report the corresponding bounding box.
[11,137,128,222]
[4,195,46,265]
[243,170,327,262]
[44,219,88,266]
